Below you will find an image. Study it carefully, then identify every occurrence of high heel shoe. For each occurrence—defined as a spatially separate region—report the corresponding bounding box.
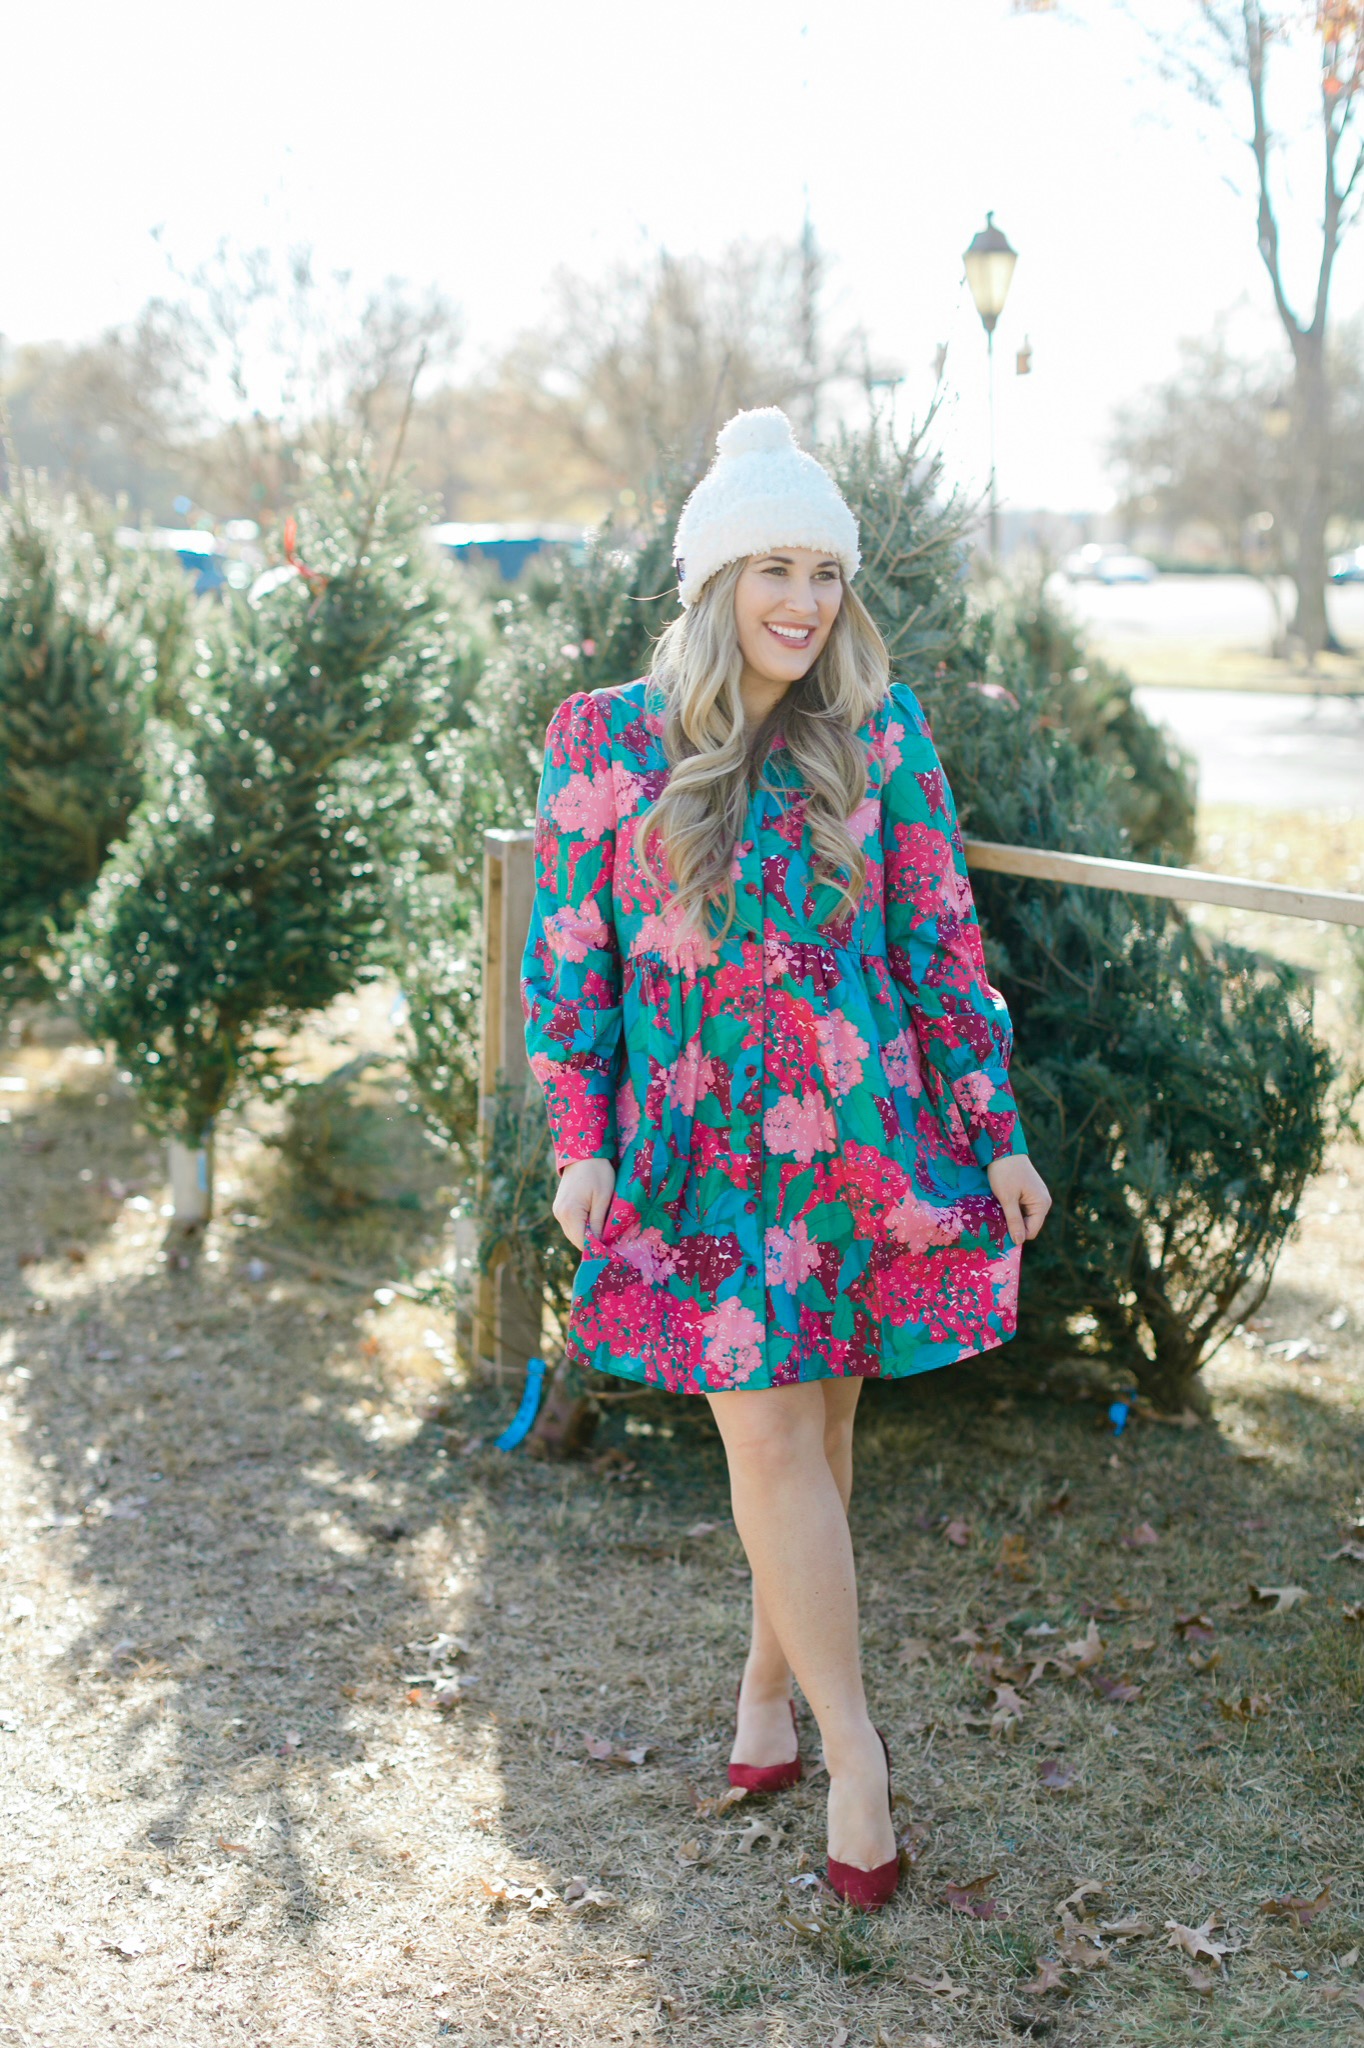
[825,1729,900,1911]
[728,1681,802,1794]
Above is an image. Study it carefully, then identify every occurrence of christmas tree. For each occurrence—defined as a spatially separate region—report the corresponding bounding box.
[0,478,187,1001]
[827,423,1333,1409]
[68,465,453,1209]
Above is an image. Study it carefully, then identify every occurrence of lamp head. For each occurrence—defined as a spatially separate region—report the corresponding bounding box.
[963,211,1018,334]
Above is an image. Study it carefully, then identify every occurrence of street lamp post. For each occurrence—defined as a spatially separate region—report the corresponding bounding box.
[963,211,1019,562]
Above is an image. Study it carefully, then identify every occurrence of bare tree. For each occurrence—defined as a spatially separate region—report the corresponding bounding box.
[1140,2,1364,658]
[0,304,199,513]
[473,234,864,513]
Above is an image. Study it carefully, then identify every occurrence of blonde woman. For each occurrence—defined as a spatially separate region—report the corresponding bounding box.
[521,409,1051,1909]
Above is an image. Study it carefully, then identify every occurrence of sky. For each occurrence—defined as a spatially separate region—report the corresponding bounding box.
[3,0,1359,514]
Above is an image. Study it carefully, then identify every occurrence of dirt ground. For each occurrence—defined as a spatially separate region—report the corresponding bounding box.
[2,809,1363,2048]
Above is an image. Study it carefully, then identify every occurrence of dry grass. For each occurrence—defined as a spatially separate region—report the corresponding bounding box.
[2,810,1363,2048]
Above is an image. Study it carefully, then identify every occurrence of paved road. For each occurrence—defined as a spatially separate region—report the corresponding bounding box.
[1048,570,1364,648]
[1133,685,1364,812]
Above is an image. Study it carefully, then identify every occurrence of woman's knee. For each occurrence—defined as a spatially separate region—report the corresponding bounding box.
[709,1385,828,1479]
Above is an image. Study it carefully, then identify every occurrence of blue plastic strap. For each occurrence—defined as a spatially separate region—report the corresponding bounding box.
[494,1355,548,1452]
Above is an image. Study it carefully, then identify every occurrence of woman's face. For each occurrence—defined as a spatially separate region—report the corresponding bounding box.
[733,547,844,687]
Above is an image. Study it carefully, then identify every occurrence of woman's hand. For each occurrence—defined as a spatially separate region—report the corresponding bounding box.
[553,1156,617,1251]
[987,1154,1053,1247]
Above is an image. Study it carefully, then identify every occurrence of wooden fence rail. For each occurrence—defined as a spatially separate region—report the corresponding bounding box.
[962,839,1364,928]
[474,826,1362,1380]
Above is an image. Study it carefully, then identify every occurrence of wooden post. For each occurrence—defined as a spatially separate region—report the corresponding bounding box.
[476,829,541,1386]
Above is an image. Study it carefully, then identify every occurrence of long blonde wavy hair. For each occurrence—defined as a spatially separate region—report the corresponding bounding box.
[635,558,891,944]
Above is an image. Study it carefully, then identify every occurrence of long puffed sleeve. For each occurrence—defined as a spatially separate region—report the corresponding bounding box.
[520,690,624,1173]
[879,682,1027,1169]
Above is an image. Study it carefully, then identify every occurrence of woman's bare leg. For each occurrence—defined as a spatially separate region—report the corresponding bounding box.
[710,1379,893,1871]
[734,1379,864,1766]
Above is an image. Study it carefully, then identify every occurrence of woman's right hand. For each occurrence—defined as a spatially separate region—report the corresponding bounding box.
[552,1156,617,1250]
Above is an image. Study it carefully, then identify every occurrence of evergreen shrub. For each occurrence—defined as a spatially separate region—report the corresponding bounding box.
[0,480,189,1000]
[68,468,454,1143]
[829,426,1335,1408]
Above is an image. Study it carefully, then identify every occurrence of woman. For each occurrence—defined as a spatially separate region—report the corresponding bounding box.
[521,408,1052,1909]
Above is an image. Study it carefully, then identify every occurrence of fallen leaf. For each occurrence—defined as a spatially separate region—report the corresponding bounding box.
[946,1872,1003,1918]
[1218,1692,1273,1722]
[1021,1957,1067,1994]
[996,1532,1031,1580]
[1188,1646,1222,1672]
[1165,1916,1233,1963]
[737,1817,778,1853]
[1025,1620,1061,1638]
[480,1877,558,1911]
[896,1819,931,1864]
[1038,1757,1079,1791]
[944,1518,972,1548]
[1249,1584,1309,1613]
[1121,1521,1161,1549]
[102,1930,153,1959]
[685,1520,719,1539]
[1174,1611,1217,1644]
[989,1682,1028,1720]
[1338,1945,1360,1969]
[1058,1880,1107,1916]
[1101,1916,1155,1938]
[1186,1966,1219,1996]
[1261,1884,1331,1929]
[689,1783,748,1819]
[1090,1672,1143,1705]
[898,1637,934,1667]
[906,1972,961,1996]
[1328,1541,1364,1564]
[676,1838,704,1865]
[583,1734,651,1766]
[564,1887,616,1914]
[1061,1620,1105,1673]
[1342,1603,1364,1622]
[1059,1930,1110,1970]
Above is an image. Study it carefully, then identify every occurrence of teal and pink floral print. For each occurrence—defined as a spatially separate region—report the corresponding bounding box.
[520,676,1028,1394]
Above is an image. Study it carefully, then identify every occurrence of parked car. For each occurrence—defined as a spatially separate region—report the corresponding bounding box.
[1062,543,1158,584]
[427,521,583,582]
[1329,546,1364,583]
[115,526,253,595]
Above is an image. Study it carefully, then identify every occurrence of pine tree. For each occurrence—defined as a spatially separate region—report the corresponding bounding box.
[68,467,453,1169]
[395,486,686,1163]
[826,423,1334,1409]
[0,481,187,1000]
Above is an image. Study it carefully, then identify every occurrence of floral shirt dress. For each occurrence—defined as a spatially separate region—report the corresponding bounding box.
[520,676,1028,1395]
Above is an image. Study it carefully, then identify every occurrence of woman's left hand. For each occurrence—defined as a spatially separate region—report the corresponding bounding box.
[987,1154,1053,1247]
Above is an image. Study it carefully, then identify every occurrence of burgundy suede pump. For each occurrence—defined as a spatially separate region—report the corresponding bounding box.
[727,1682,803,1794]
[825,1730,900,1911]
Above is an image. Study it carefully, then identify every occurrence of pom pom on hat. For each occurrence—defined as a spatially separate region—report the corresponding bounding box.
[714,406,796,460]
[672,406,860,606]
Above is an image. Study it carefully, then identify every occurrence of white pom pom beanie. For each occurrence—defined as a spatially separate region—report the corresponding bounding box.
[672,407,861,607]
